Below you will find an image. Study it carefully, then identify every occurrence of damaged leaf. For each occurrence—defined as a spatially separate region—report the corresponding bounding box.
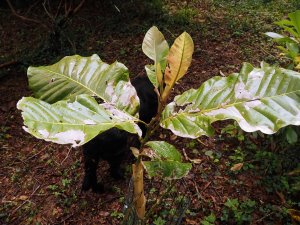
[28,54,139,115]
[17,95,141,147]
[161,62,300,138]
[143,141,192,179]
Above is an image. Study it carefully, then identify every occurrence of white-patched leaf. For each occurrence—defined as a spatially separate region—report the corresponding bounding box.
[17,95,141,147]
[28,54,139,115]
[145,141,182,161]
[161,62,300,138]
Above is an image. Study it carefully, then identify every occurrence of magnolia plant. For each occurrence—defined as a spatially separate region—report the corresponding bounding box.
[17,26,300,221]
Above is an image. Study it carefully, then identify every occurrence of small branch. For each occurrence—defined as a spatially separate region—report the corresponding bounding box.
[43,0,54,21]
[24,145,49,162]
[0,60,18,69]
[196,138,209,147]
[64,0,72,17]
[193,180,208,203]
[10,185,40,216]
[254,212,274,223]
[25,0,41,16]
[73,0,85,14]
[5,0,47,28]
[60,146,72,165]
[54,0,64,19]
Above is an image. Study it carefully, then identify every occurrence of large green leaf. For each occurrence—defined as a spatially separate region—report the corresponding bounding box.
[17,94,141,147]
[161,62,300,138]
[145,141,182,161]
[28,54,139,116]
[143,141,192,179]
[143,161,192,179]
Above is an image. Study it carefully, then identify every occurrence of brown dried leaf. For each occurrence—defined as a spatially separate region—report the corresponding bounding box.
[18,195,28,201]
[189,158,202,164]
[230,163,244,171]
[170,134,177,141]
[288,209,300,222]
[130,147,140,158]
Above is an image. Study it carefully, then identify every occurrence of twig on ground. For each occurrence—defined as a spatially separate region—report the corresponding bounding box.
[25,0,41,16]
[0,60,18,69]
[99,195,122,206]
[192,180,208,203]
[60,146,72,165]
[197,138,209,147]
[73,0,85,15]
[5,0,47,28]
[255,212,275,223]
[24,144,49,162]
[201,181,211,193]
[10,185,40,216]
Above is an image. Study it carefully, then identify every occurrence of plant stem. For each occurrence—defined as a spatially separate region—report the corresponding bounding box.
[129,91,169,223]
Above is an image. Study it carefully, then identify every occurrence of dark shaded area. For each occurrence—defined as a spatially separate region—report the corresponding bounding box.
[82,75,158,193]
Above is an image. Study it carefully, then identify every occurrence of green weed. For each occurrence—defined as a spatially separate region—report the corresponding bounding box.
[201,213,216,225]
[221,198,256,224]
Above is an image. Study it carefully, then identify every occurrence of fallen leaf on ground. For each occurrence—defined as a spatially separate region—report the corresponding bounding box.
[230,163,243,171]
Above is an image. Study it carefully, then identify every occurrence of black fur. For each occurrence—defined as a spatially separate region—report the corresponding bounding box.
[82,76,158,193]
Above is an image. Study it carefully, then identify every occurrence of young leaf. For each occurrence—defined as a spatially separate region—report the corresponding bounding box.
[142,26,169,70]
[142,26,169,89]
[162,32,194,99]
[17,95,141,147]
[161,62,300,138]
[28,54,139,116]
[143,141,192,179]
[145,64,159,88]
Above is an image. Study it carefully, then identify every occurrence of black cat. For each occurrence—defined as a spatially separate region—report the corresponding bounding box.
[81,75,158,193]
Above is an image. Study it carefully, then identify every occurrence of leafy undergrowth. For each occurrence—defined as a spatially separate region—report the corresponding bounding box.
[0,0,299,224]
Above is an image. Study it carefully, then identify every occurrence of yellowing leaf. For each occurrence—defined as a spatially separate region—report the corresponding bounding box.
[162,32,194,100]
[288,209,300,222]
[295,56,300,69]
[230,163,244,171]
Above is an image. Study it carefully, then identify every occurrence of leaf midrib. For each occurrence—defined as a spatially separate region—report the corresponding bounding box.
[162,89,300,121]
[43,68,101,99]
